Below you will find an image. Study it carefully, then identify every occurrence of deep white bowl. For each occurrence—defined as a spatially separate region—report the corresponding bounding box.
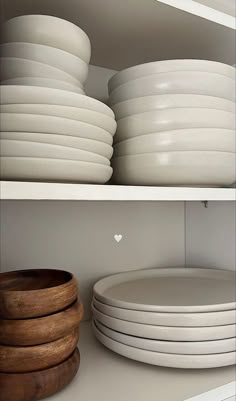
[114,128,236,155]
[109,59,235,92]
[0,43,89,84]
[109,71,235,105]
[0,86,114,118]
[112,152,235,186]
[115,108,235,143]
[112,94,236,120]
[2,15,91,63]
[1,78,85,94]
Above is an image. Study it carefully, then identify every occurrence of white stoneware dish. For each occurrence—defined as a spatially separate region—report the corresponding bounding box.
[2,15,91,63]
[0,157,113,183]
[1,78,85,94]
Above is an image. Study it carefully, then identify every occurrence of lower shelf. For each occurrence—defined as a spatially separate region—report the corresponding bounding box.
[49,322,235,401]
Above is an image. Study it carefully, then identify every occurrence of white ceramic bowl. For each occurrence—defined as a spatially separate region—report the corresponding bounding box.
[0,86,114,118]
[1,104,117,135]
[0,132,113,159]
[109,71,235,105]
[112,152,236,186]
[112,94,236,120]
[2,15,91,63]
[115,108,235,143]
[0,43,89,84]
[109,59,235,92]
[0,157,112,183]
[0,139,110,165]
[114,128,235,155]
[1,113,113,145]
[0,57,79,86]
[1,78,85,94]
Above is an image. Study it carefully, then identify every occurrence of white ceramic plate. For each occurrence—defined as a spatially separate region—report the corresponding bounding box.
[0,157,112,183]
[115,109,235,143]
[93,297,236,327]
[0,86,114,118]
[0,140,110,165]
[93,321,236,369]
[0,42,89,83]
[93,268,236,313]
[2,15,91,63]
[0,132,113,159]
[109,59,235,92]
[112,94,236,120]
[1,78,85,94]
[114,129,235,155]
[112,152,235,186]
[92,305,236,341]
[0,57,79,86]
[1,113,113,145]
[1,104,117,135]
[109,71,235,105]
[94,320,236,354]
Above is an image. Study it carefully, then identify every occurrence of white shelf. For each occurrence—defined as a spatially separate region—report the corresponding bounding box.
[1,0,235,69]
[0,181,235,201]
[47,322,235,401]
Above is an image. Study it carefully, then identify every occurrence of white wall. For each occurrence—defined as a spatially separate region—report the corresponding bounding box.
[85,65,116,103]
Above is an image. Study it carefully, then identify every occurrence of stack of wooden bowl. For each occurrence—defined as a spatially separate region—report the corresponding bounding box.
[0,269,83,401]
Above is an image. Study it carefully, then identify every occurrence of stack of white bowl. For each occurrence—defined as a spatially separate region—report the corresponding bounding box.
[109,60,236,187]
[0,15,117,183]
[92,267,236,369]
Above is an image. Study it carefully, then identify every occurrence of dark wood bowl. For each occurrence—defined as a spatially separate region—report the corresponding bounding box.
[0,329,79,373]
[0,347,80,401]
[0,269,78,319]
[0,300,83,346]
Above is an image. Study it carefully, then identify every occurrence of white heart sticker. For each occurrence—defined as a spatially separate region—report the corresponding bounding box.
[114,234,122,243]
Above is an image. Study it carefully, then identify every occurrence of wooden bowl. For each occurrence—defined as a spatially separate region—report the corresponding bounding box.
[0,347,80,401]
[0,269,78,319]
[0,300,83,346]
[0,329,79,373]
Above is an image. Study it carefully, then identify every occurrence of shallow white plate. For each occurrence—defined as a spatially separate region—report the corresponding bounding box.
[0,157,112,183]
[94,319,236,355]
[114,128,235,155]
[1,78,85,94]
[0,86,114,118]
[112,94,236,120]
[2,15,91,63]
[0,132,113,159]
[93,268,236,313]
[1,104,116,135]
[0,140,110,165]
[115,109,235,143]
[93,297,236,327]
[112,152,235,186]
[93,321,236,368]
[92,305,236,341]
[109,60,235,92]
[0,42,88,84]
[0,57,79,86]
[1,113,113,145]
[109,71,235,105]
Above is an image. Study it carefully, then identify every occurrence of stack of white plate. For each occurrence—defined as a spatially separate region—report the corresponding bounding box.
[0,14,91,94]
[92,267,236,369]
[108,60,236,187]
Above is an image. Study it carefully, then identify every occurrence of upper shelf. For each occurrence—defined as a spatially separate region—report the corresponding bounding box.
[1,0,235,70]
[1,182,235,201]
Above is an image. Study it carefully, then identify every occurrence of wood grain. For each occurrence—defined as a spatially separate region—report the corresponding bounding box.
[0,300,83,346]
[0,269,78,319]
[0,329,79,373]
[0,347,80,401]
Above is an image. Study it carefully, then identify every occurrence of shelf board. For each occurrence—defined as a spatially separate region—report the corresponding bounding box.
[47,321,235,401]
[1,0,235,69]
[0,181,235,201]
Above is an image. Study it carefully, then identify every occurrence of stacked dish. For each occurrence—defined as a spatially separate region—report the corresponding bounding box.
[92,267,236,369]
[0,14,91,94]
[109,60,236,187]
